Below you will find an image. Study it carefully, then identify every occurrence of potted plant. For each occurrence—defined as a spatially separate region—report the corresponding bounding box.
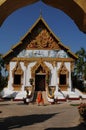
[78,102,86,124]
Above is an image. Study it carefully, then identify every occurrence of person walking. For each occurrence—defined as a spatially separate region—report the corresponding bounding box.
[37,91,44,106]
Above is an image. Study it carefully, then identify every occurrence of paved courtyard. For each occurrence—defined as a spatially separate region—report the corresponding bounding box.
[0,100,86,130]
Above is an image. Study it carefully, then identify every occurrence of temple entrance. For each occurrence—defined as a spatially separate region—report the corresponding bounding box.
[35,74,46,91]
[31,61,50,93]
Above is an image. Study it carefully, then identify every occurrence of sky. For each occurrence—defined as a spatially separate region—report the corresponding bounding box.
[0,1,86,55]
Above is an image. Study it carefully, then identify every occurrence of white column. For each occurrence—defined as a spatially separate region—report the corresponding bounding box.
[68,71,72,92]
[25,66,27,86]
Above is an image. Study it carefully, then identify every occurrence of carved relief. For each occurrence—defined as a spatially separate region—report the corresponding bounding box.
[26,29,60,50]
[52,61,57,67]
[31,60,50,77]
[24,61,29,67]
[13,62,23,75]
[58,62,69,76]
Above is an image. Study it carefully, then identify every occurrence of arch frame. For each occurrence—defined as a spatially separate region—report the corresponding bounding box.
[0,0,86,32]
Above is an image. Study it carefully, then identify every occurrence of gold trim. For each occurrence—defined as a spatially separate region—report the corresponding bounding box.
[11,57,75,62]
[31,60,50,77]
[46,86,56,99]
[24,61,29,67]
[12,62,23,75]
[31,60,50,90]
[58,62,69,90]
[12,62,24,90]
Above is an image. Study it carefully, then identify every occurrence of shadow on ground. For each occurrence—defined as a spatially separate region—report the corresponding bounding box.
[45,123,86,130]
[0,113,57,130]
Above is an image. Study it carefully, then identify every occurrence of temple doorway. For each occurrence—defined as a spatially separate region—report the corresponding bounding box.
[35,74,46,91]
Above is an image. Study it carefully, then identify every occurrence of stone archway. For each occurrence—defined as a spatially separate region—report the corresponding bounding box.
[0,0,86,33]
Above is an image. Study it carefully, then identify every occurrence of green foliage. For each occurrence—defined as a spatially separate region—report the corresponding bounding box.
[0,76,8,91]
[0,53,8,91]
[78,103,86,119]
[75,48,86,80]
[72,48,86,92]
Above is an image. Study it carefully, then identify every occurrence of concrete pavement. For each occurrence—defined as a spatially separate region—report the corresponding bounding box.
[0,100,86,130]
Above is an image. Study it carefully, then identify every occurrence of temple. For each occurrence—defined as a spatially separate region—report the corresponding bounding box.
[2,16,83,103]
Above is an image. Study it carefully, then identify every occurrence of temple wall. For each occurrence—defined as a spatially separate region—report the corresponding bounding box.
[7,60,72,92]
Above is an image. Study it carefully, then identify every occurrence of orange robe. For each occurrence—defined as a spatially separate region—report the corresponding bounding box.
[37,91,44,104]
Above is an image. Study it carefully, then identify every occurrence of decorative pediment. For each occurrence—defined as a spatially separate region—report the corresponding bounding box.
[26,29,60,50]
[13,62,23,75]
[32,61,50,73]
[58,62,69,75]
[31,61,50,77]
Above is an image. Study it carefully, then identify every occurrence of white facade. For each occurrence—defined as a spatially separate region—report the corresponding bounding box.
[1,59,75,101]
[1,17,81,102]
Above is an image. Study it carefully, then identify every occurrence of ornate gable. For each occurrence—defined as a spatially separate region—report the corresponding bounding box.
[26,28,60,50]
[3,16,78,62]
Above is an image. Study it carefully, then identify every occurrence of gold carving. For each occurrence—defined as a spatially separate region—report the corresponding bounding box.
[31,60,50,77]
[26,29,60,50]
[52,61,57,67]
[24,61,29,67]
[13,62,23,75]
[58,62,69,76]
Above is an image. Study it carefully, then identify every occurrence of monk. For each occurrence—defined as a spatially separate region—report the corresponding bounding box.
[37,91,44,106]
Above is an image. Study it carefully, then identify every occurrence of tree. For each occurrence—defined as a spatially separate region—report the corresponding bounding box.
[75,48,86,80]
[73,48,86,91]
[0,53,7,91]
[0,53,4,80]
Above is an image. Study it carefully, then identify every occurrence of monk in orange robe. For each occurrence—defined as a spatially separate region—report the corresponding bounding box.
[37,91,44,105]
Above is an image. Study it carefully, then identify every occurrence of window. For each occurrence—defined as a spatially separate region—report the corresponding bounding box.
[14,74,21,85]
[60,74,66,85]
